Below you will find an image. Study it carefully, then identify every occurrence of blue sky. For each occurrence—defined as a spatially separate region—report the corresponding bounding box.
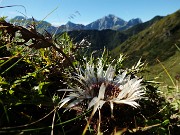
[0,0,180,26]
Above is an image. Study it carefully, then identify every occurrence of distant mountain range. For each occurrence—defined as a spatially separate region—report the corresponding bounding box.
[84,14,142,30]
[9,14,142,34]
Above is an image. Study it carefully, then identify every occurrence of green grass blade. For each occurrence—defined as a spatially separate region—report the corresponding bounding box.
[175,44,180,51]
[38,6,59,25]
[157,59,176,87]
[0,50,30,75]
[0,44,7,49]
[0,100,10,124]
[0,109,91,133]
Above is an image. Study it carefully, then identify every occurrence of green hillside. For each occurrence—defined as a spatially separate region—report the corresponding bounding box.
[67,29,128,54]
[112,10,180,86]
[145,51,180,85]
[112,10,180,65]
[123,16,163,36]
[66,16,163,56]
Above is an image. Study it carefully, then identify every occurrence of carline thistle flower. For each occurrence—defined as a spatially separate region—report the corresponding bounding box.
[58,58,145,118]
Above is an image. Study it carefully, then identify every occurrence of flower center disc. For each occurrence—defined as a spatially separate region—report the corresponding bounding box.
[105,83,121,100]
[91,83,121,100]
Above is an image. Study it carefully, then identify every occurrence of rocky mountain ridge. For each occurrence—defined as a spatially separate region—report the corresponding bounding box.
[9,14,142,34]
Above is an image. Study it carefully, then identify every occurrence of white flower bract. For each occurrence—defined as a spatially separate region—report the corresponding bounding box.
[58,58,145,117]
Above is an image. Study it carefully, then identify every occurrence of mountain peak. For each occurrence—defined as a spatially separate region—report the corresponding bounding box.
[127,18,142,26]
[9,14,143,33]
[12,16,26,20]
[129,18,142,22]
[85,14,127,30]
[106,14,117,18]
[66,21,75,25]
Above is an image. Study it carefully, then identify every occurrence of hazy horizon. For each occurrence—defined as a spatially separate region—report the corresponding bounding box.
[1,0,180,26]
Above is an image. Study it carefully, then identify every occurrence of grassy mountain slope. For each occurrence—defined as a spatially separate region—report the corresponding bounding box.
[67,29,128,53]
[112,10,180,86]
[144,51,180,86]
[112,10,180,66]
[123,16,163,36]
[66,16,163,56]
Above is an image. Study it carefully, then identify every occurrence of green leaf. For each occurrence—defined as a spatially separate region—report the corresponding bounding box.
[15,102,22,106]
[35,82,50,95]
[9,89,14,95]
[161,119,170,126]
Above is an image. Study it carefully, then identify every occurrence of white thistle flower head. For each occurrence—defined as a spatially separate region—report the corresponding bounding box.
[58,58,145,118]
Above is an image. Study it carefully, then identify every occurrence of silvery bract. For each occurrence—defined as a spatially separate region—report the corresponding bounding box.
[58,58,145,118]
